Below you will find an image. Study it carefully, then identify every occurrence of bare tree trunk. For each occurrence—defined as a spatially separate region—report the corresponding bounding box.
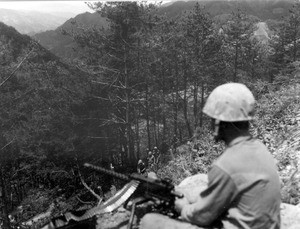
[0,169,11,229]
[135,107,141,160]
[136,39,141,159]
[193,84,199,128]
[156,102,161,147]
[233,44,238,82]
[183,62,192,137]
[124,45,135,163]
[145,80,151,149]
[199,82,205,127]
[162,96,167,143]
[173,61,179,137]
[153,110,158,148]
[161,62,167,144]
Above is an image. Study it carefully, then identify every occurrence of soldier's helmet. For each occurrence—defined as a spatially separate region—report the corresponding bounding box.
[203,83,255,122]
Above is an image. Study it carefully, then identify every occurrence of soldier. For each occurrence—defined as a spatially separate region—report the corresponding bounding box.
[109,163,115,171]
[153,146,161,164]
[140,83,281,229]
[137,159,147,177]
[147,151,155,170]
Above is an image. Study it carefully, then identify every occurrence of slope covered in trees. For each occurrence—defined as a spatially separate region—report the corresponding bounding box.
[33,12,109,61]
[0,22,112,227]
[158,0,295,20]
[33,0,295,62]
[0,0,300,228]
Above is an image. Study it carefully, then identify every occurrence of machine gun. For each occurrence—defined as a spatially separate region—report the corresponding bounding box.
[84,163,183,229]
[38,163,183,229]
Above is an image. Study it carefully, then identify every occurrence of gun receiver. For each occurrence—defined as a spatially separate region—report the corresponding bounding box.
[84,163,183,225]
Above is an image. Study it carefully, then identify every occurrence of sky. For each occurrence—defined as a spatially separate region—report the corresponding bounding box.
[0,1,96,15]
[0,1,168,14]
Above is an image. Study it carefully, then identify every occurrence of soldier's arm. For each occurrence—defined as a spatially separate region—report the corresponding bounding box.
[181,165,238,227]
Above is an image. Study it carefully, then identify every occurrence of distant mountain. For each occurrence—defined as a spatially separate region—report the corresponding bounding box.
[0,22,56,65]
[0,21,89,77]
[0,21,90,111]
[157,0,294,20]
[0,8,75,35]
[33,12,108,61]
[33,0,294,61]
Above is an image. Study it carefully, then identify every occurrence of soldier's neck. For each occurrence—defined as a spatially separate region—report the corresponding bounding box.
[224,130,250,146]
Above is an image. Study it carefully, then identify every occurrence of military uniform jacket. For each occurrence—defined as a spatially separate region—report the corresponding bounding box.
[181,136,281,229]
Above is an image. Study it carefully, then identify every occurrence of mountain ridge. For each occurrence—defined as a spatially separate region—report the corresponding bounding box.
[33,12,108,61]
[158,0,294,20]
[29,0,295,61]
[0,8,77,35]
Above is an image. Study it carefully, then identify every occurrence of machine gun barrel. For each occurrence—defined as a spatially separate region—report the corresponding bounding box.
[84,163,130,182]
[84,163,183,199]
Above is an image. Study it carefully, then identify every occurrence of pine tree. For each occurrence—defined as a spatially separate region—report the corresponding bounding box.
[221,9,256,82]
[183,3,218,127]
[76,2,158,164]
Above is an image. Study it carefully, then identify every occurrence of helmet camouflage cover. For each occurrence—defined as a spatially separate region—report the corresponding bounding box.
[203,83,255,122]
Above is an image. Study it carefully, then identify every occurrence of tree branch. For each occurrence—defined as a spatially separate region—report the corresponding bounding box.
[92,80,126,89]
[78,171,102,201]
[0,48,34,88]
[0,138,15,151]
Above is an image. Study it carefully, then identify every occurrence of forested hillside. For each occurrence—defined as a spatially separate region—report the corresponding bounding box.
[33,0,295,61]
[33,12,108,60]
[0,22,110,228]
[159,0,294,20]
[0,1,300,228]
